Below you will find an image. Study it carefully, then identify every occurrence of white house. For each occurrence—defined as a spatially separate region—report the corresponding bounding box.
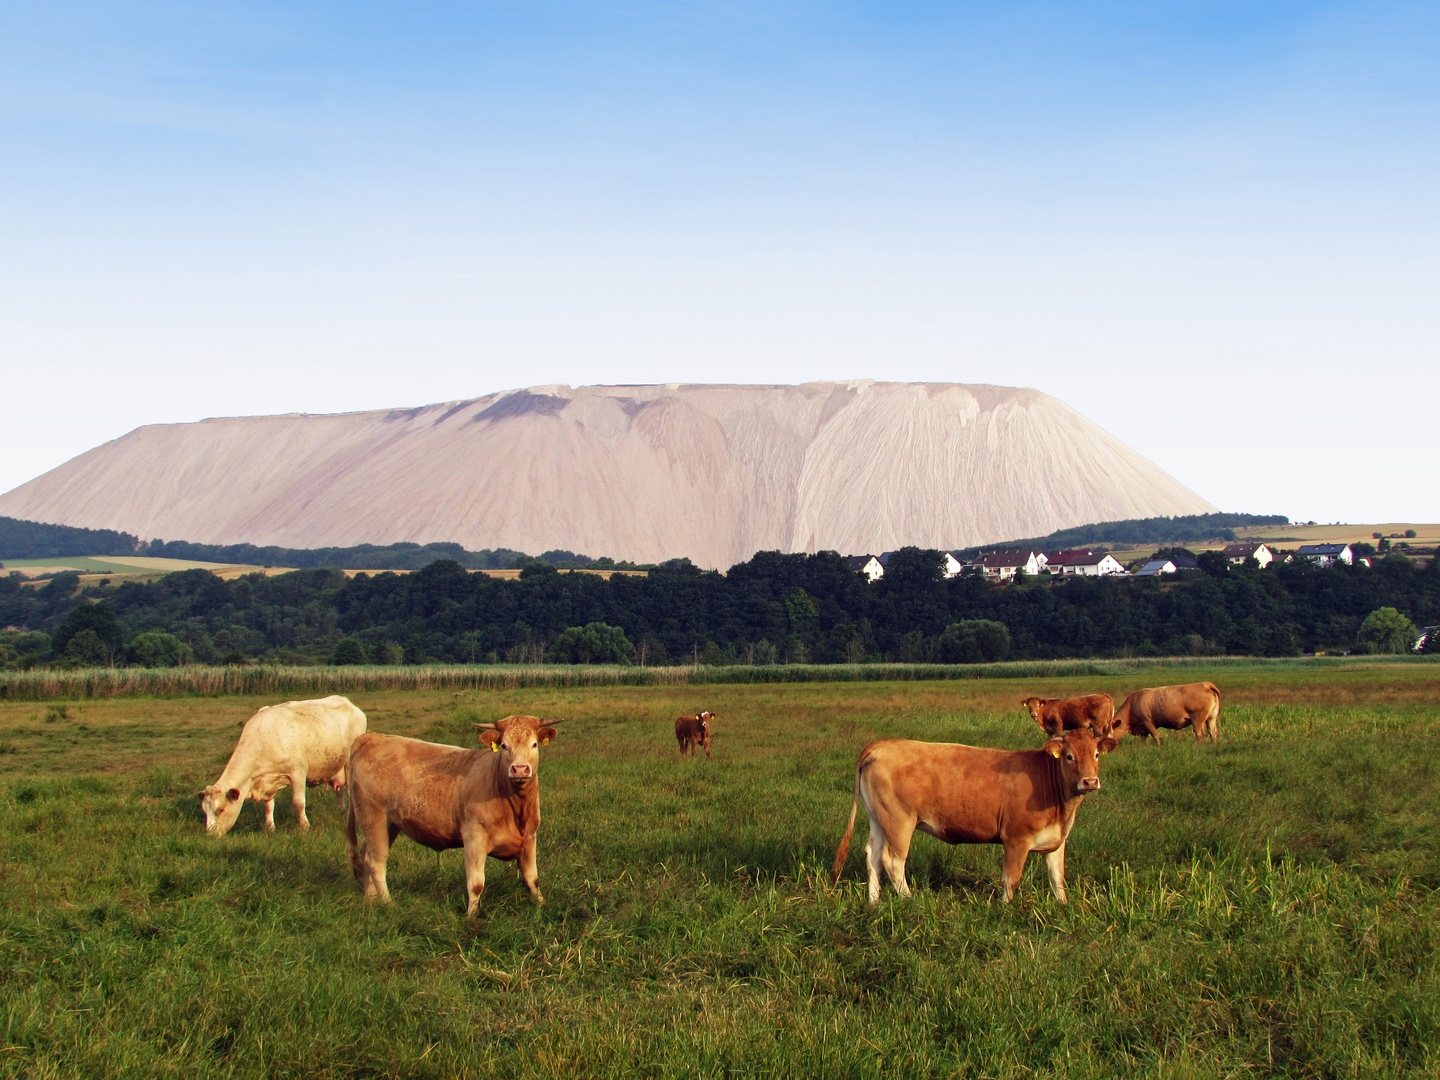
[1221,542,1274,568]
[1297,543,1353,567]
[843,554,885,582]
[1134,559,1177,577]
[874,551,966,580]
[978,550,1047,580]
[1045,549,1125,577]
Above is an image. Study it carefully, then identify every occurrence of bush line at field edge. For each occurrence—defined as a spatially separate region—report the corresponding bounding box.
[0,654,1435,701]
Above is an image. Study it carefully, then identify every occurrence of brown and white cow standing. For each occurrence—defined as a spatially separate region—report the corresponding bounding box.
[199,695,367,835]
[832,728,1116,905]
[1112,683,1220,744]
[345,715,563,916]
[1020,693,1115,737]
[675,711,713,759]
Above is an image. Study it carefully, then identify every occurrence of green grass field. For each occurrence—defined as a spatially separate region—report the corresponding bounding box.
[2,669,1437,1078]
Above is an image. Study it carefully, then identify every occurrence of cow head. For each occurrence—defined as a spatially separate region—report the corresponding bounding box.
[1043,729,1116,795]
[1020,697,1046,727]
[198,784,245,835]
[475,715,563,783]
[699,710,713,738]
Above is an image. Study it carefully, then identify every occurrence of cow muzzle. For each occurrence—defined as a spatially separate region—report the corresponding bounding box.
[1077,776,1101,793]
[508,764,533,780]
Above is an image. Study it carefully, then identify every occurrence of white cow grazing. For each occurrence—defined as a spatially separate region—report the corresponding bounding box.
[199,695,367,835]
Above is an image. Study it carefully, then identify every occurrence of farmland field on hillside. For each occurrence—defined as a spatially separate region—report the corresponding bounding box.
[2,669,1437,1078]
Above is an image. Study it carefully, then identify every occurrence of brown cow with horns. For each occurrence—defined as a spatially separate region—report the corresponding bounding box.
[345,714,565,916]
[832,727,1116,905]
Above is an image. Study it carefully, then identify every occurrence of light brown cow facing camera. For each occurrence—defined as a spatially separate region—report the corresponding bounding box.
[832,728,1116,906]
[675,710,713,759]
[1020,693,1115,737]
[345,714,565,917]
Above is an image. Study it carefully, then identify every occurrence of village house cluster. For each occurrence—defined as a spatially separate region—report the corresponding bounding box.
[843,541,1363,582]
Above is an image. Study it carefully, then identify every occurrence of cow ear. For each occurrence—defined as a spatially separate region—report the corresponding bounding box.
[478,729,501,749]
[1098,737,1117,755]
[538,726,557,746]
[226,788,241,802]
[1043,740,1064,759]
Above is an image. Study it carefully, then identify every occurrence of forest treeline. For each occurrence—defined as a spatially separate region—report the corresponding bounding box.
[2,547,1436,670]
[0,517,138,560]
[139,539,644,572]
[953,512,1290,558]
[0,517,629,572]
[5,511,1287,569]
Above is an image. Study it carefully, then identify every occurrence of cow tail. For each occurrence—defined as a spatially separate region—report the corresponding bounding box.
[830,752,866,888]
[344,748,364,880]
[1207,682,1222,741]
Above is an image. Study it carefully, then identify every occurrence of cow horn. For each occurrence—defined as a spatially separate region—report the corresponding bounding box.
[544,717,568,725]
[473,722,498,730]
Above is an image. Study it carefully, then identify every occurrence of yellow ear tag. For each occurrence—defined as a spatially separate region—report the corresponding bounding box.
[542,737,550,745]
[490,742,499,753]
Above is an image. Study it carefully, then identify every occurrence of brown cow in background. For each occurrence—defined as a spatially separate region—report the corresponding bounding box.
[1020,693,1114,737]
[831,728,1116,905]
[1112,683,1220,744]
[675,711,713,759]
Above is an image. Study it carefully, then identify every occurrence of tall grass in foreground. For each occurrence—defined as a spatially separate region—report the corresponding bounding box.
[3,653,1435,701]
[0,677,1437,1077]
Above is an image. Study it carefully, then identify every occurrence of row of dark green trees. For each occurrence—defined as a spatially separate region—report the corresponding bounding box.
[2,548,1437,669]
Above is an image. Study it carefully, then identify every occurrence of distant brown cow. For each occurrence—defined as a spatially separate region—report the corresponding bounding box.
[675,711,713,759]
[831,728,1116,905]
[1020,693,1115,737]
[1112,683,1220,744]
[345,715,565,916]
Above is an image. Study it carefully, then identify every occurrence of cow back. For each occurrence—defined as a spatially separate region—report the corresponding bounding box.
[224,695,367,789]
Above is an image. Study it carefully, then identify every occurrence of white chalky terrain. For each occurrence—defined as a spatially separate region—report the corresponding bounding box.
[0,381,1214,567]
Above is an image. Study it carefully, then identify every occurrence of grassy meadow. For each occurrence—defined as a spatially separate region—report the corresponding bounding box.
[1,667,1437,1078]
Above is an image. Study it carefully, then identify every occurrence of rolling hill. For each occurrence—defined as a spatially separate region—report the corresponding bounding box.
[0,381,1215,568]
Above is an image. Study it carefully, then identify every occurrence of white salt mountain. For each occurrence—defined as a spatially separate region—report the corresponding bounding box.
[0,382,1214,568]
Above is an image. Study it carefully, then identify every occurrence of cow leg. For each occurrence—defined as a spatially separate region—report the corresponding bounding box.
[1144,718,1163,746]
[880,828,913,900]
[1000,842,1030,902]
[1043,844,1068,903]
[365,818,397,901]
[864,821,885,906]
[262,798,276,832]
[290,771,310,829]
[519,831,545,905]
[462,828,490,918]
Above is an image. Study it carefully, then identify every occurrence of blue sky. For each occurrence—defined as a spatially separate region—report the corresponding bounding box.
[2,1,1437,524]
